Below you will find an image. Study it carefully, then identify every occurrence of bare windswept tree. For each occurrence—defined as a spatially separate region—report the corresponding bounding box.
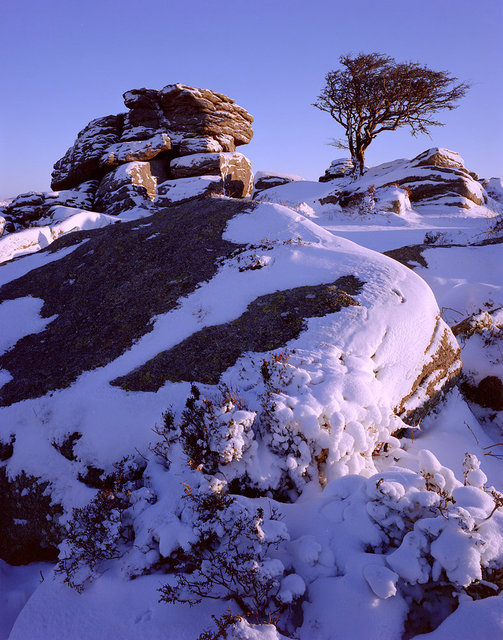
[313,52,470,175]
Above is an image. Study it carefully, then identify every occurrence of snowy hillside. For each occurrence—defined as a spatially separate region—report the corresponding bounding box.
[1,84,503,640]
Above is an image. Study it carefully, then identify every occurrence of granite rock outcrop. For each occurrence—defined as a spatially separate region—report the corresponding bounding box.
[318,148,487,211]
[2,84,254,233]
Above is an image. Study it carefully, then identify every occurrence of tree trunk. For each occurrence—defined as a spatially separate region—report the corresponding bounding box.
[355,146,365,175]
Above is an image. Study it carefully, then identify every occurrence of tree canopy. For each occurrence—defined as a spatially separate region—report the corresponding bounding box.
[313,52,470,175]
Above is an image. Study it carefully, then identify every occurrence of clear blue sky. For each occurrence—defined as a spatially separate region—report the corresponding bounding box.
[1,0,502,199]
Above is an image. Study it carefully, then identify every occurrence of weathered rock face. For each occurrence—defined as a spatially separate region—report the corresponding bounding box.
[2,84,253,232]
[51,115,124,190]
[170,152,253,197]
[413,148,465,169]
[158,84,253,145]
[94,160,168,215]
[394,148,485,207]
[395,315,462,423]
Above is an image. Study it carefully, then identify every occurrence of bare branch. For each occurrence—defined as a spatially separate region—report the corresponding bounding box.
[313,52,470,174]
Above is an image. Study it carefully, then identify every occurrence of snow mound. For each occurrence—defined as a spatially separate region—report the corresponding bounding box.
[0,208,120,264]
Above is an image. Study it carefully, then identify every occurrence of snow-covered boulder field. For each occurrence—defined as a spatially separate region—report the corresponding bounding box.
[256,147,488,215]
[1,80,503,638]
[0,194,474,637]
[0,196,459,524]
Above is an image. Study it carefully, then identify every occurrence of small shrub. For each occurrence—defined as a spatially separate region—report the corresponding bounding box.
[198,611,243,640]
[55,459,137,591]
[159,481,293,628]
[152,385,255,475]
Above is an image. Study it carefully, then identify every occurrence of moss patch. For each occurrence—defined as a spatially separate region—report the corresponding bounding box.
[112,275,364,391]
[0,197,252,406]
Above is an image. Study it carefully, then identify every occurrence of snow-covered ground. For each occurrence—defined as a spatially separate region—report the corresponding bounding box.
[1,159,503,639]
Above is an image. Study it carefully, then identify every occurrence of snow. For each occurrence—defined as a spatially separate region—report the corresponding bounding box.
[8,569,230,640]
[171,150,240,170]
[0,201,446,494]
[2,151,503,640]
[0,209,120,264]
[156,175,222,203]
[0,297,56,356]
[362,563,398,598]
[0,561,51,640]
[414,595,503,639]
[415,244,503,320]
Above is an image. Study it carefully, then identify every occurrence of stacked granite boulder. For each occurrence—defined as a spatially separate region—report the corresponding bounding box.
[1,84,254,232]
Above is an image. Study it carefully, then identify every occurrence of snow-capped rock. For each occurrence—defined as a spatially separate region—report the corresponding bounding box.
[319,157,354,181]
[99,133,172,169]
[1,181,99,232]
[51,114,124,191]
[316,148,487,211]
[253,172,305,197]
[155,176,224,206]
[170,151,253,197]
[94,160,168,215]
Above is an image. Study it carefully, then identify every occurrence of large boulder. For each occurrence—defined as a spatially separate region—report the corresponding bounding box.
[94,160,168,215]
[178,135,235,156]
[170,152,253,197]
[1,181,99,231]
[121,88,165,141]
[392,148,485,208]
[0,199,460,531]
[155,176,224,206]
[1,192,45,226]
[412,147,466,169]
[99,133,172,169]
[253,172,304,197]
